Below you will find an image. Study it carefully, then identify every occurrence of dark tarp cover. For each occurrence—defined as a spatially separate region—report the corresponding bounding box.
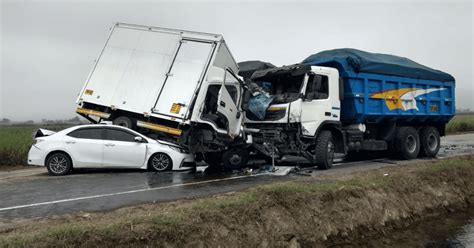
[302,48,455,82]
[250,64,311,80]
[238,60,276,79]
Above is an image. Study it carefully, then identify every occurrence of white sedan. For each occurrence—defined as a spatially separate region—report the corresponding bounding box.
[28,124,195,176]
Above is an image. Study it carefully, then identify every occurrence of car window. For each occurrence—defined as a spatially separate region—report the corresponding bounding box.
[105,129,137,142]
[67,128,103,140]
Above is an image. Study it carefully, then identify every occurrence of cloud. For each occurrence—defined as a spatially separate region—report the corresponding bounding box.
[1,1,472,121]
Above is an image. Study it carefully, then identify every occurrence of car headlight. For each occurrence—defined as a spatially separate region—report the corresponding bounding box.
[168,145,187,153]
[35,139,44,145]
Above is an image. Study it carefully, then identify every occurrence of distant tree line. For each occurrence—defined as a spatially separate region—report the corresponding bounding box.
[457,108,474,115]
[0,116,87,126]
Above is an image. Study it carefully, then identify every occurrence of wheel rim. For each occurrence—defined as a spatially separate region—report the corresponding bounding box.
[49,156,68,174]
[152,154,170,171]
[327,140,335,163]
[406,135,417,153]
[229,154,243,166]
[427,133,437,151]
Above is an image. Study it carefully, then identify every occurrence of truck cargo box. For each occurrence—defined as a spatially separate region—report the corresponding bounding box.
[303,48,455,124]
[76,23,246,154]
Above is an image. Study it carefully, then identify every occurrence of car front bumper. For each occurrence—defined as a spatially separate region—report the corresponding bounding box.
[176,154,195,170]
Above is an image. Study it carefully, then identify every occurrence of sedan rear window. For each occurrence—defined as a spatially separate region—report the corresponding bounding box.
[67,128,103,140]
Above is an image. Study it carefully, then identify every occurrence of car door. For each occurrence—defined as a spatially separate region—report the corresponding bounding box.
[102,128,148,168]
[65,127,104,168]
[216,71,243,137]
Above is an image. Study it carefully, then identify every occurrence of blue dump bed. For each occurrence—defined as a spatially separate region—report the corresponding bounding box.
[303,49,455,124]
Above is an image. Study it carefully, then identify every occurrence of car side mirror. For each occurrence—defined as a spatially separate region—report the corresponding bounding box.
[134,136,144,142]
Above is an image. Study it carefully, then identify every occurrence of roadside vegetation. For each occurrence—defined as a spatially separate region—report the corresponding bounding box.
[1,155,472,247]
[0,125,71,168]
[446,114,474,134]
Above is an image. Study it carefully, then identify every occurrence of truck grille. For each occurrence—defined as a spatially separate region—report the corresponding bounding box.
[246,109,286,121]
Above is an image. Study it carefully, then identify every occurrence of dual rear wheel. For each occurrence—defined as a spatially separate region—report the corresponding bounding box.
[395,126,440,160]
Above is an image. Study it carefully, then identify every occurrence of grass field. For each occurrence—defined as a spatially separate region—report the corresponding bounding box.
[0,125,70,167]
[446,114,474,134]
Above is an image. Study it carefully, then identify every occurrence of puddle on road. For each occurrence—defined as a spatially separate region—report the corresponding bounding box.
[439,144,474,157]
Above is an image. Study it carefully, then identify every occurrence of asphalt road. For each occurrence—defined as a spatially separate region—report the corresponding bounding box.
[0,133,473,224]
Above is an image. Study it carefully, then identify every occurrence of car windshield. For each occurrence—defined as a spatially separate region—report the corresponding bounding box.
[255,73,304,104]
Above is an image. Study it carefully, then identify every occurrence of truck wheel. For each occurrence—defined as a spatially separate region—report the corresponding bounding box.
[223,148,250,170]
[204,152,222,167]
[419,126,440,158]
[314,130,335,170]
[395,127,420,160]
[113,116,135,129]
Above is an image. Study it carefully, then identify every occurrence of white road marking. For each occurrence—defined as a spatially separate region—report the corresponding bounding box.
[0,174,266,212]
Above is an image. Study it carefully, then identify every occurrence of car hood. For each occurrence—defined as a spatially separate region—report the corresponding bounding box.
[156,139,182,148]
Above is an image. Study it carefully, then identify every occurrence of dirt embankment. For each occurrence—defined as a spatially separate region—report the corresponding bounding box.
[1,156,473,247]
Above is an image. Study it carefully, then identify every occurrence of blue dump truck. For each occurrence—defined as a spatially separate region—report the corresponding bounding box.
[240,49,455,169]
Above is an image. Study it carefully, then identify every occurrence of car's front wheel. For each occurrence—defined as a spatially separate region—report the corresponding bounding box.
[46,152,72,176]
[149,153,173,172]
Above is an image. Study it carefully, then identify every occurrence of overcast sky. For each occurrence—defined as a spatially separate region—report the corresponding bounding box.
[1,0,473,121]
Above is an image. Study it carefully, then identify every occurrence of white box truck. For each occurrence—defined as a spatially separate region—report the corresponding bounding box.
[76,23,250,168]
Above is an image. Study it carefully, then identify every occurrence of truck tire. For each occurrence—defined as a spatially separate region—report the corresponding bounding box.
[113,116,135,129]
[395,127,420,160]
[204,152,222,167]
[419,126,440,158]
[314,130,335,170]
[223,148,250,170]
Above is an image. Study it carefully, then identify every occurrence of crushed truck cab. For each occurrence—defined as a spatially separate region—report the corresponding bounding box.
[76,23,246,155]
[244,64,345,166]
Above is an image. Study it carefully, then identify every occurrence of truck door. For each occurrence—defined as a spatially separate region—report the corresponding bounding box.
[216,71,243,137]
[153,40,215,119]
[300,72,340,136]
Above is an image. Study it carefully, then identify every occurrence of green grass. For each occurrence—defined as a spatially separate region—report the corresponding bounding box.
[0,125,71,167]
[446,114,474,134]
[0,126,36,166]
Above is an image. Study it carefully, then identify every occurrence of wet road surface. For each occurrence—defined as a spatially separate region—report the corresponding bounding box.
[0,133,473,223]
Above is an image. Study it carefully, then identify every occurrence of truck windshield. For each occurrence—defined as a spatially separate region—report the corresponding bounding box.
[255,73,304,104]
